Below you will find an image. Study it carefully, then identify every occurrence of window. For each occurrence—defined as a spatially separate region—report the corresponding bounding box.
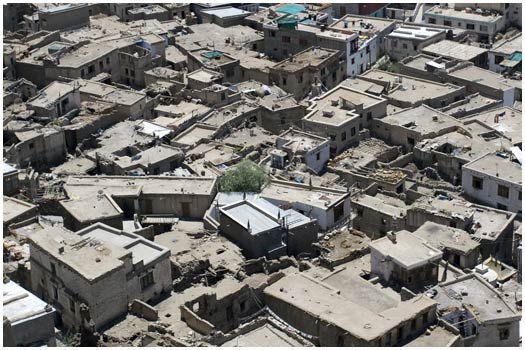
[458,22,462,27]
[282,77,287,86]
[341,131,347,141]
[69,298,75,312]
[519,191,522,201]
[282,36,290,43]
[88,65,95,74]
[316,152,320,161]
[226,305,234,321]
[351,127,356,136]
[498,185,509,198]
[81,69,85,77]
[392,40,398,48]
[367,112,372,120]
[428,18,436,24]
[240,300,246,312]
[423,312,429,324]
[328,133,336,141]
[221,92,226,101]
[407,136,415,146]
[299,74,303,83]
[130,70,135,77]
[499,328,510,340]
[51,263,56,275]
[480,25,488,32]
[332,71,337,81]
[402,43,408,49]
[497,203,508,211]
[495,55,504,64]
[351,57,355,64]
[140,271,154,291]
[52,286,58,300]
[357,208,364,217]
[411,319,416,331]
[407,276,412,283]
[466,23,475,30]
[270,31,276,37]
[99,61,103,69]
[280,117,285,125]
[444,20,452,26]
[472,176,483,190]
[106,57,110,65]
[29,142,34,149]
[125,68,129,76]
[61,98,69,110]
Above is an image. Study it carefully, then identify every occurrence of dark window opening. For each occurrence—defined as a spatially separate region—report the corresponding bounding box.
[140,271,154,291]
[472,176,483,190]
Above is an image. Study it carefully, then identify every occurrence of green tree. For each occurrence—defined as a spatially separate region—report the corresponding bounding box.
[219,159,269,193]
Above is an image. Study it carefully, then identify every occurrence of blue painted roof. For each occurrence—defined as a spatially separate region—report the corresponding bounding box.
[276,4,306,15]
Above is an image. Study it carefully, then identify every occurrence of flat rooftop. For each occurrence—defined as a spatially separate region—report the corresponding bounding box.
[28,81,75,108]
[261,180,347,210]
[201,7,251,18]
[264,272,436,342]
[388,25,445,40]
[64,175,216,197]
[425,6,502,22]
[405,326,459,347]
[3,280,55,327]
[171,123,217,146]
[278,129,328,152]
[28,226,127,281]
[401,54,452,71]
[113,145,183,170]
[448,65,519,91]
[413,222,479,254]
[176,23,262,52]
[369,230,443,269]
[380,104,461,135]
[187,68,223,83]
[4,196,36,224]
[443,93,500,116]
[491,33,522,55]
[60,194,121,223]
[201,102,259,127]
[361,70,463,104]
[221,322,306,347]
[353,193,408,216]
[463,152,522,185]
[422,40,488,61]
[305,85,384,126]
[273,47,339,72]
[463,106,522,145]
[58,42,116,68]
[330,15,395,36]
[412,196,476,221]
[77,79,146,106]
[432,273,519,323]
[77,223,169,266]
